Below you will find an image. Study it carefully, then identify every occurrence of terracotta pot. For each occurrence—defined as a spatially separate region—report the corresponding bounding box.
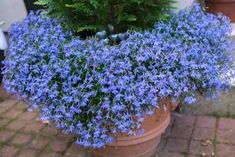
[205,0,235,22]
[92,99,173,157]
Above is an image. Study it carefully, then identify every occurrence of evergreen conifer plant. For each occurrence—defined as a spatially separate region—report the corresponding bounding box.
[35,0,175,33]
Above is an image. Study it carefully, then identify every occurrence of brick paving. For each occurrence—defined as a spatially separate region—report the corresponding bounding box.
[156,114,235,157]
[0,87,235,157]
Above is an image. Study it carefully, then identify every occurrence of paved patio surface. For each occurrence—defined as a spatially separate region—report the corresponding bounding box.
[0,87,235,157]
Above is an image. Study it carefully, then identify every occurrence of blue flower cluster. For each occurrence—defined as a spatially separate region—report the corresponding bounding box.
[3,3,234,148]
[153,3,234,101]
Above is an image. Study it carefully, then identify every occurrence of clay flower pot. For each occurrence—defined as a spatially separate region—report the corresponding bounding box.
[205,0,235,22]
[92,99,175,157]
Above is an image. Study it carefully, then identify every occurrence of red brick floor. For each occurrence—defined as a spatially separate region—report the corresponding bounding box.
[156,114,235,157]
[0,87,235,157]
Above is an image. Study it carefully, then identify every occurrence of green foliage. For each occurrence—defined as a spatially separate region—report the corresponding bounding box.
[35,0,175,33]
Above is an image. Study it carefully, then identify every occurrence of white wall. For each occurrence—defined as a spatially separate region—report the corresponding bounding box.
[173,0,195,12]
[0,0,27,31]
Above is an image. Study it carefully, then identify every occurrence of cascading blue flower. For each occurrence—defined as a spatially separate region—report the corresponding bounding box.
[154,3,234,101]
[3,3,234,148]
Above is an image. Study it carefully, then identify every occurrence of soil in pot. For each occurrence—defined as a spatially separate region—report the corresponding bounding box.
[92,99,173,157]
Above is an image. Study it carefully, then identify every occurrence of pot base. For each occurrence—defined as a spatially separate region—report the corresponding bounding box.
[93,138,161,157]
[92,111,170,157]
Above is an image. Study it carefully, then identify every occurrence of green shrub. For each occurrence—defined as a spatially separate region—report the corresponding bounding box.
[35,0,175,33]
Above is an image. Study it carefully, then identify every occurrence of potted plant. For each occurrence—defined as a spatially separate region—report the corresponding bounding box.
[2,2,234,157]
[204,0,235,22]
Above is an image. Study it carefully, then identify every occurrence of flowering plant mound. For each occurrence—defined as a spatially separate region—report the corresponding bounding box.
[3,3,234,148]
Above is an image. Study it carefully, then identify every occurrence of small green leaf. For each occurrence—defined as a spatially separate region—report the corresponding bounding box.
[76,25,98,32]
[34,0,50,5]
[126,15,137,22]
[65,4,77,8]
[90,0,98,9]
